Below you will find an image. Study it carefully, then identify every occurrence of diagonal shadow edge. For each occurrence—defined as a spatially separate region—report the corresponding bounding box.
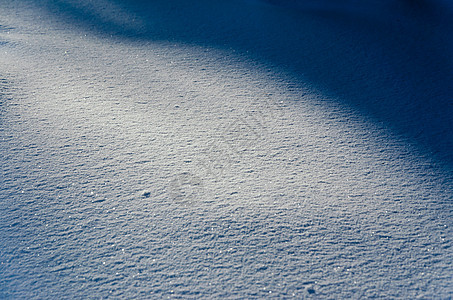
[39,0,453,168]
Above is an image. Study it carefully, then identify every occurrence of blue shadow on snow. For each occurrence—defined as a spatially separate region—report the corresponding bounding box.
[44,0,453,166]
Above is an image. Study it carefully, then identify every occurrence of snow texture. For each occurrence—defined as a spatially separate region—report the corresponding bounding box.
[1,0,452,298]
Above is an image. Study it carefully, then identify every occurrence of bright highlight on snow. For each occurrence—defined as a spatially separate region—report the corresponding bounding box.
[1,0,452,298]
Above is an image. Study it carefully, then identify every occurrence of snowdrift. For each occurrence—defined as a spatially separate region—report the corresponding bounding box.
[1,0,452,298]
[43,0,453,164]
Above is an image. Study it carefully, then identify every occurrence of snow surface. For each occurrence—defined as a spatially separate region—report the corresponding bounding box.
[1,0,452,298]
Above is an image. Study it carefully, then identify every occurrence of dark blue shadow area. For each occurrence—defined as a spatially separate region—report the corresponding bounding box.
[45,0,453,165]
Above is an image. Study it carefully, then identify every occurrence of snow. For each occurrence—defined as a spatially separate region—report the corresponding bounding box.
[1,0,452,298]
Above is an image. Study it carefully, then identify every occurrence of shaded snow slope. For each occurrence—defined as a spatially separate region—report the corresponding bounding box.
[39,0,453,164]
[1,0,452,298]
